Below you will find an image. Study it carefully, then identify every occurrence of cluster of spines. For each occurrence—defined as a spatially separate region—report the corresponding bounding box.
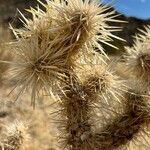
[1,120,29,150]
[121,25,150,149]
[57,65,125,149]
[93,91,150,150]
[3,0,123,105]
[2,0,150,150]
[125,25,150,86]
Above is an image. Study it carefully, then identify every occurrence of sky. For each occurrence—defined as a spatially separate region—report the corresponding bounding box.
[102,0,150,19]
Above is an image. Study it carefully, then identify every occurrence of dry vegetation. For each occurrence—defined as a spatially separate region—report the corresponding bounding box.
[0,0,150,150]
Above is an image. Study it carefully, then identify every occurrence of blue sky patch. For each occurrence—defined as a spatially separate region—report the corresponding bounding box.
[102,0,150,19]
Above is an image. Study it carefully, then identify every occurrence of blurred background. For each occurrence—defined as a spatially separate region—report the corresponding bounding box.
[1,0,150,55]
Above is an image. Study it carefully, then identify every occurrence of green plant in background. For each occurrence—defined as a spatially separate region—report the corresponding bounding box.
[1,0,150,150]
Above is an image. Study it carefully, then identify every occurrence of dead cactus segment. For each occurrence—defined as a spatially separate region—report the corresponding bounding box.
[58,75,93,149]
[92,92,150,150]
[58,65,125,149]
[58,73,115,150]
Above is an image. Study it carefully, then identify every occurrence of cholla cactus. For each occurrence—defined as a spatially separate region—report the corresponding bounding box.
[5,0,122,105]
[57,64,125,149]
[14,0,122,58]
[76,64,124,103]
[43,0,122,59]
[1,120,29,150]
[121,26,150,149]
[7,35,69,106]
[2,0,150,150]
[93,90,150,150]
[125,26,150,86]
